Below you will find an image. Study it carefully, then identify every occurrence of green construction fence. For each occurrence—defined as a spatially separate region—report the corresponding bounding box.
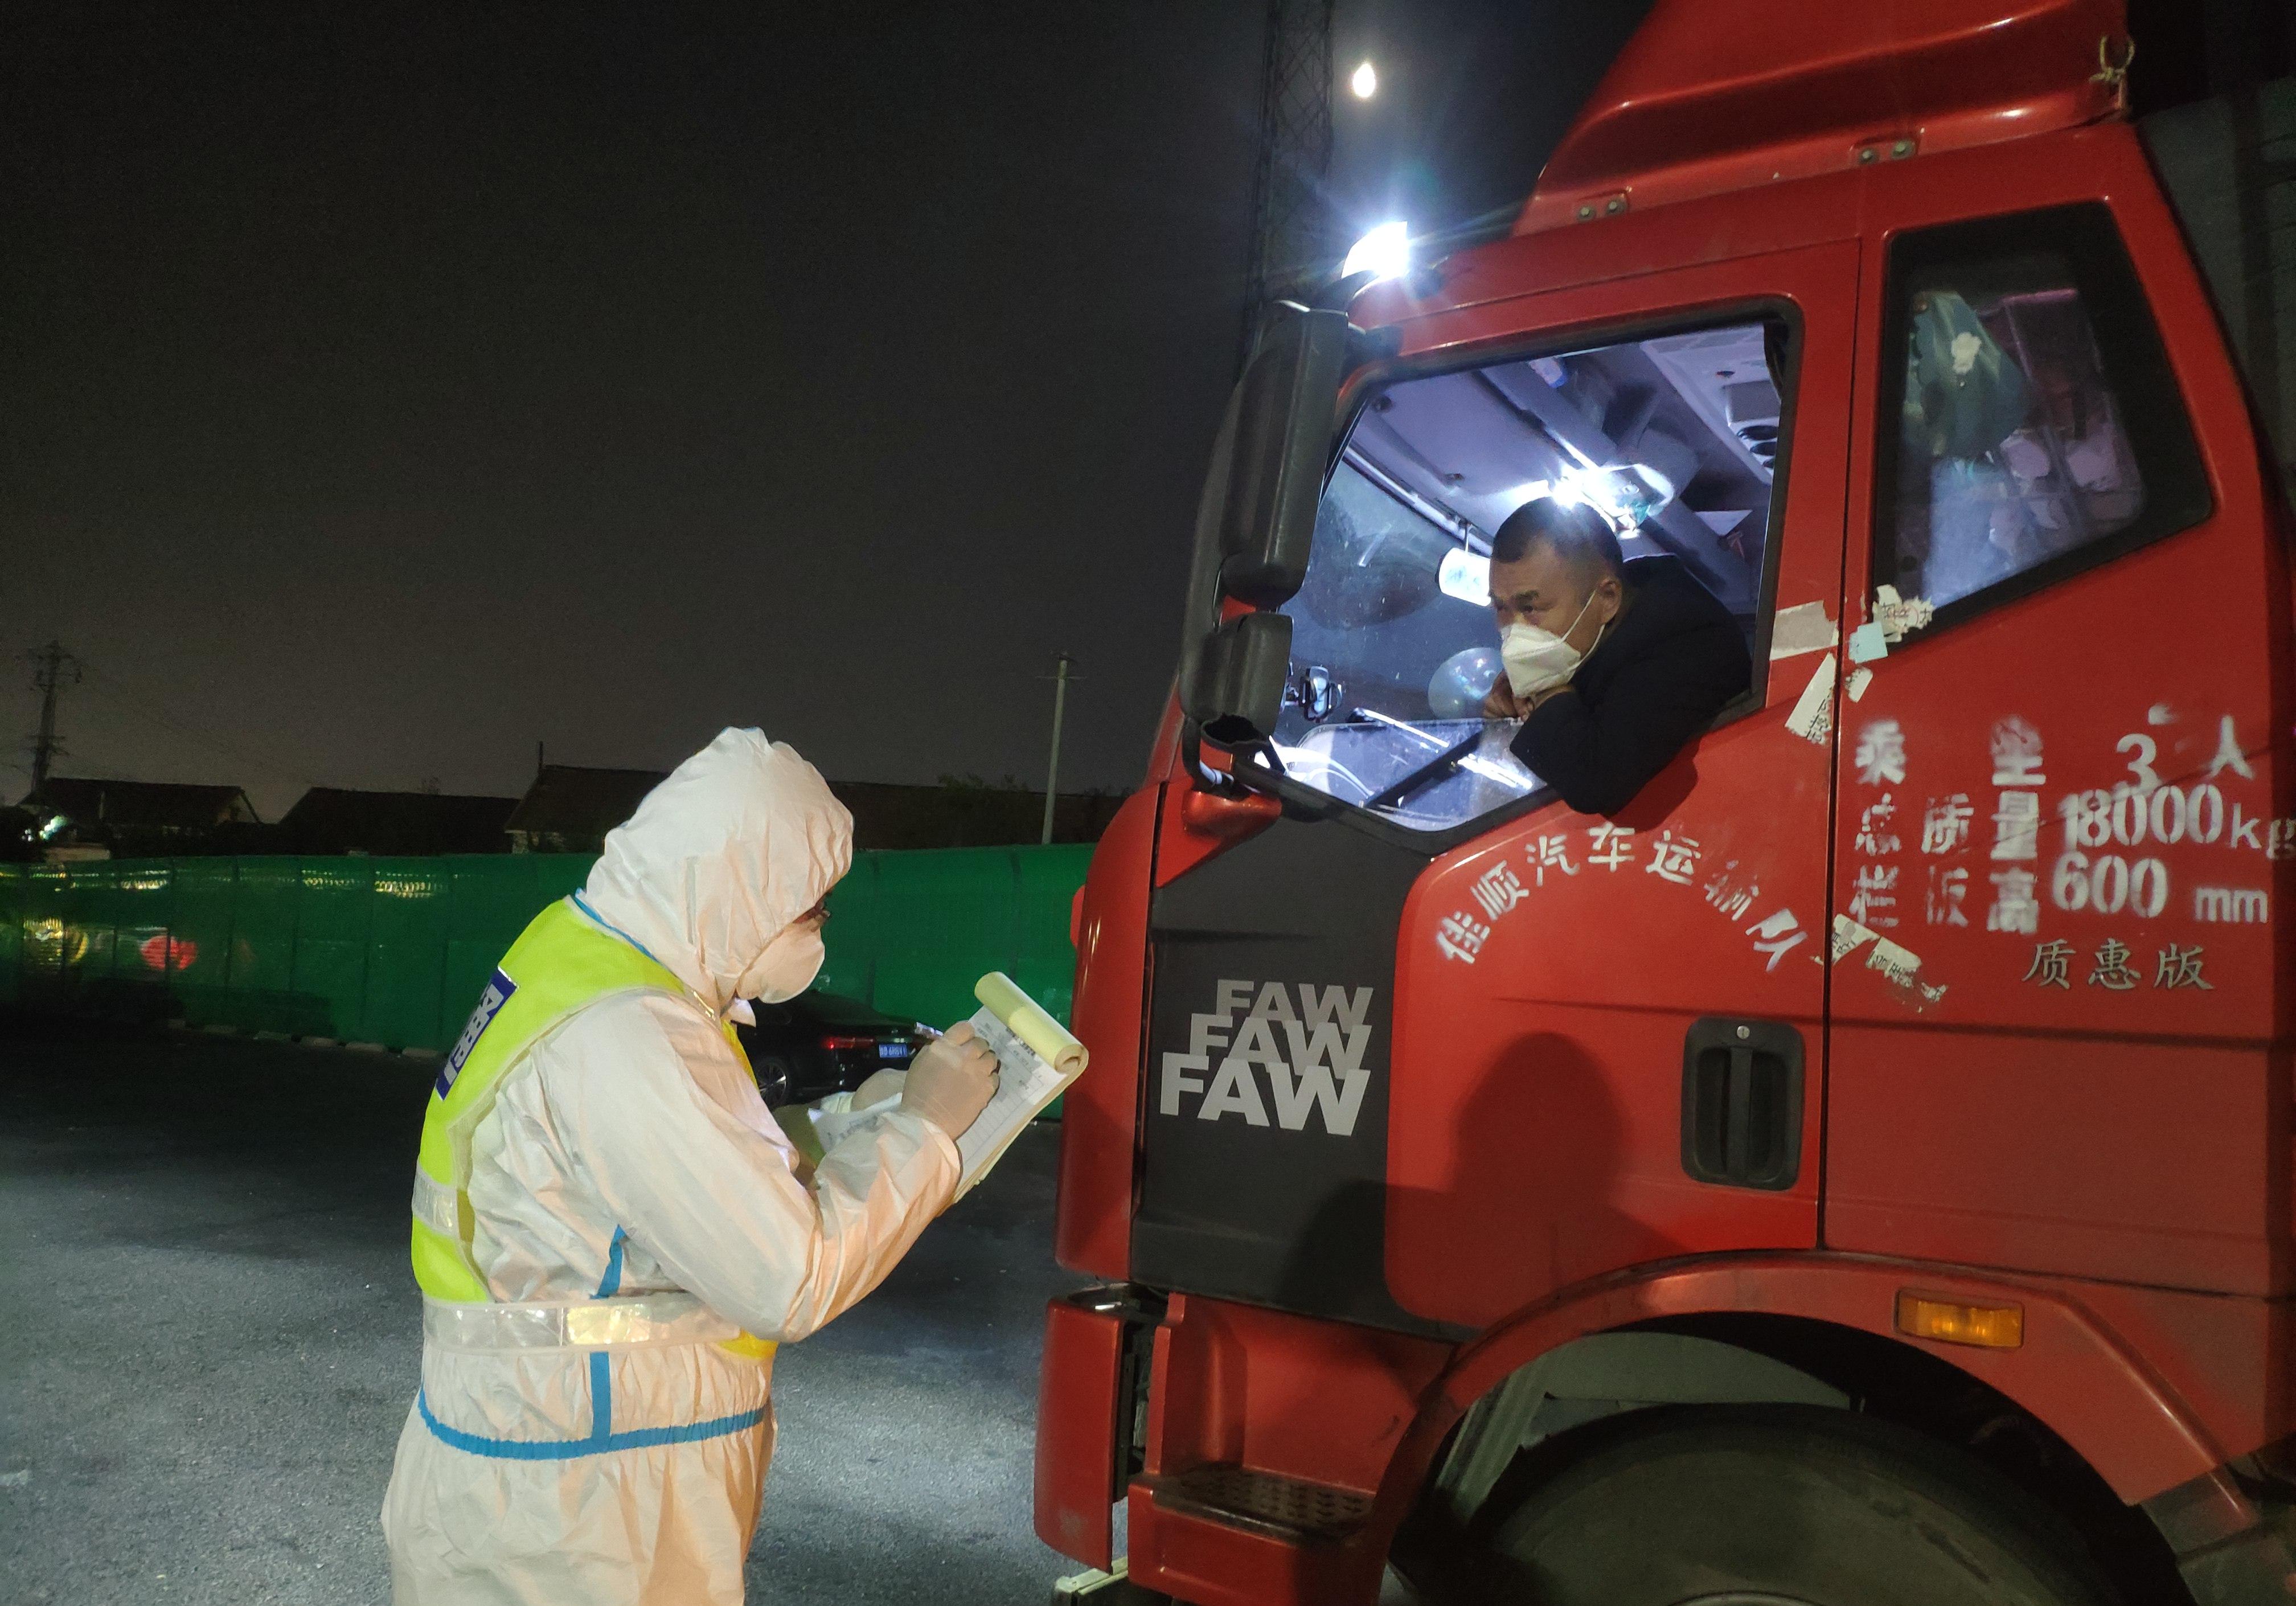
[0,844,1093,1053]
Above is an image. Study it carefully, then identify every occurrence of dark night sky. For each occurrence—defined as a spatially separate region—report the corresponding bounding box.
[3,2,1648,818]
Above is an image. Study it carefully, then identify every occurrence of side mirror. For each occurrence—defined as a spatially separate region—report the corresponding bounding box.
[1215,304,1351,604]
[1187,612,1293,747]
[1176,303,1350,740]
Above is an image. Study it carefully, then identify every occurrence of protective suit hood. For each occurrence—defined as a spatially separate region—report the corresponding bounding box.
[580,729,852,1013]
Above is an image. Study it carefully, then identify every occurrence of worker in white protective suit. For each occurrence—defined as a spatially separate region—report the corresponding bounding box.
[381,727,998,1605]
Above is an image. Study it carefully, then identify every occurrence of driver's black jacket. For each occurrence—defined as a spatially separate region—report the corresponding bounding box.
[1509,556,1751,816]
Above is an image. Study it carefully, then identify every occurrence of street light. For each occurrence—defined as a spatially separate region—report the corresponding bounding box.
[1350,60,1377,99]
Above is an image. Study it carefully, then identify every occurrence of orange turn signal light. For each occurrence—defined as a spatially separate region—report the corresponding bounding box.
[1895,1290,2024,1349]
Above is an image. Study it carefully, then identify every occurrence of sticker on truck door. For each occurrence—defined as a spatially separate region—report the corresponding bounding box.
[1158,980,1375,1136]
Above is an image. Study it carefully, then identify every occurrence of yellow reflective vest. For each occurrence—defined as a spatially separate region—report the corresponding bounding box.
[408,895,776,1357]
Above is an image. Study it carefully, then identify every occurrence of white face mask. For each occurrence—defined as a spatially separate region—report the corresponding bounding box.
[735,923,826,1005]
[1499,590,1603,698]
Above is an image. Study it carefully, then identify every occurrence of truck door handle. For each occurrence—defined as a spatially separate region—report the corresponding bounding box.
[1680,1017,1804,1191]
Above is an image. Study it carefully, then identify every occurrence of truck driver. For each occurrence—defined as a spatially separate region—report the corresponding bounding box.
[1479,497,1751,816]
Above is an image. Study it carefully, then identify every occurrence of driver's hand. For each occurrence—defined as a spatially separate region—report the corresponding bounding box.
[1482,681,1529,721]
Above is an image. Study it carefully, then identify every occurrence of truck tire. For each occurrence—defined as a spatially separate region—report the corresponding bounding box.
[1433,1405,2116,1606]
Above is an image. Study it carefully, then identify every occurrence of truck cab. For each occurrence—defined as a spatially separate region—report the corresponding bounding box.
[1037,2,2296,1601]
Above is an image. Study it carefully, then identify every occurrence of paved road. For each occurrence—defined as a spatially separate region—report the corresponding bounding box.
[0,1017,1089,1606]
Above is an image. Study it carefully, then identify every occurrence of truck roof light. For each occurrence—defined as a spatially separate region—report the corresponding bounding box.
[1342,222,1411,283]
[1895,1289,2024,1349]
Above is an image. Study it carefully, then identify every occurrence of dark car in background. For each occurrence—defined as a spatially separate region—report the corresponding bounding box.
[735,989,922,1108]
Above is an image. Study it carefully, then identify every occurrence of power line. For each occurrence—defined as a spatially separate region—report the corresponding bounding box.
[70,660,324,790]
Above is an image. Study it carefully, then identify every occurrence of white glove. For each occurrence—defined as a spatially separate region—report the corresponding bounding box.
[851,1068,906,1111]
[899,1022,999,1139]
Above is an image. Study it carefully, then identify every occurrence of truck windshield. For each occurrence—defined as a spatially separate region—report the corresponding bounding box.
[1261,318,1784,834]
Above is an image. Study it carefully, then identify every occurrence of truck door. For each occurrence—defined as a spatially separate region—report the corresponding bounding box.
[1144,240,1860,1334]
[1823,184,2291,1296]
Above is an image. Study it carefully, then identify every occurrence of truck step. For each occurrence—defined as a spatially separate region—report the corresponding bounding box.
[1051,1562,1171,1604]
[1140,1464,1374,1544]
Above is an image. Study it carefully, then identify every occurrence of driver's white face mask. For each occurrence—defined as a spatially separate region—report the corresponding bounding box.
[1500,589,1604,698]
[736,923,826,1004]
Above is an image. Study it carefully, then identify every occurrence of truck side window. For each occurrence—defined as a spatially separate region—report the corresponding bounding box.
[1262,313,1789,837]
[1875,203,2210,628]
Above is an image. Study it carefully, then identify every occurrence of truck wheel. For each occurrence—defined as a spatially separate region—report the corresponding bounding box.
[1431,1405,2114,1606]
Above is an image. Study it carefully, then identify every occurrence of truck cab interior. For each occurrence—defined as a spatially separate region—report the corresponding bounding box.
[1266,316,1783,833]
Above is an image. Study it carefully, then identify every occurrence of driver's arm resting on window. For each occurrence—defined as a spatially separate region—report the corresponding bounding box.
[1480,499,1750,816]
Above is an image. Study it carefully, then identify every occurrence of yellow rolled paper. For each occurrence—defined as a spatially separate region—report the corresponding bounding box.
[974,972,1088,1076]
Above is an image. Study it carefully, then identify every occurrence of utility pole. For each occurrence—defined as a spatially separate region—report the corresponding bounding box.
[25,640,82,793]
[1040,653,1077,846]
[1240,0,1338,365]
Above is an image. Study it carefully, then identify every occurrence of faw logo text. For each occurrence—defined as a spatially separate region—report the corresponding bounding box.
[1159,980,1375,1136]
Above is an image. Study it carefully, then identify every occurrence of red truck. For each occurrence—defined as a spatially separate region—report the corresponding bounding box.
[1031,1,2296,1602]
